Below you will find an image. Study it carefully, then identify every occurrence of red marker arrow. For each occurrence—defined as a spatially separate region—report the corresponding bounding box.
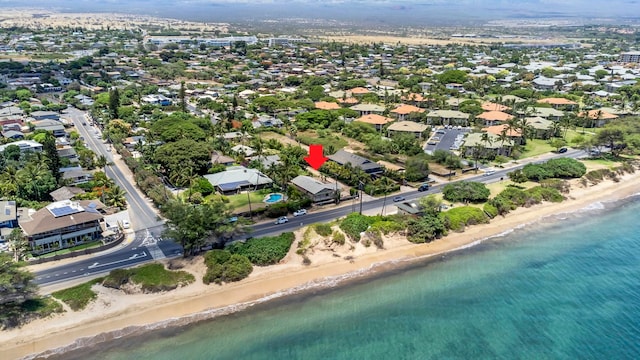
[304,144,329,170]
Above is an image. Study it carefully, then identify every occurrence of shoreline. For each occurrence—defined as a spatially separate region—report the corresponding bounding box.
[2,173,640,360]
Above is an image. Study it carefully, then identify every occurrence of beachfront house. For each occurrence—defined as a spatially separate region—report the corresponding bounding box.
[291,175,341,204]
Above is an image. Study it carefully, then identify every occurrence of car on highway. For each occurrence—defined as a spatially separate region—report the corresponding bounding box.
[558,147,568,153]
[293,209,307,216]
[418,183,430,192]
[393,196,406,202]
[275,216,289,224]
[483,169,496,176]
[227,216,238,223]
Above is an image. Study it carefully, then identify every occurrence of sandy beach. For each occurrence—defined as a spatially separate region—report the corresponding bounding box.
[2,171,640,360]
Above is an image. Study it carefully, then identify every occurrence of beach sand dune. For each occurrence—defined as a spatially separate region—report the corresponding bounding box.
[2,172,639,360]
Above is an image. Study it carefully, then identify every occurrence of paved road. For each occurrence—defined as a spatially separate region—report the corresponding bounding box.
[36,113,589,286]
[64,107,164,231]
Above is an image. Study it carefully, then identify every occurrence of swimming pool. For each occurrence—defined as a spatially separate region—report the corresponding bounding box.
[264,193,284,204]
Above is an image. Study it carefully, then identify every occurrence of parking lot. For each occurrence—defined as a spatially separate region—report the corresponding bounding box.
[424,126,470,154]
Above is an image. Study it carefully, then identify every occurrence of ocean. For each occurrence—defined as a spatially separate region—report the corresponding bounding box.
[47,196,640,360]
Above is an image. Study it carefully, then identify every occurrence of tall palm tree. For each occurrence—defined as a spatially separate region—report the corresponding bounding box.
[0,166,19,198]
[94,154,112,171]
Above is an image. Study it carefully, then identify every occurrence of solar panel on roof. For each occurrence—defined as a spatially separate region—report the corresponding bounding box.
[49,205,81,217]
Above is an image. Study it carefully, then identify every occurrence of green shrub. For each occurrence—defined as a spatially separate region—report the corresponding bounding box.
[52,278,102,311]
[202,250,253,284]
[226,232,295,266]
[222,254,253,282]
[102,268,130,289]
[526,186,564,203]
[406,215,447,244]
[264,202,289,218]
[204,249,231,267]
[314,223,333,237]
[440,206,489,231]
[442,181,490,203]
[203,263,225,285]
[332,231,346,245]
[339,213,372,241]
[369,220,406,234]
[483,203,498,218]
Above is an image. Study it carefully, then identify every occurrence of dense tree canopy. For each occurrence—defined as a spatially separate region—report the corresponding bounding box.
[442,181,490,203]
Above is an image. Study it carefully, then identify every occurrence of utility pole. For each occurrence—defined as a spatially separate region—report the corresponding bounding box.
[359,181,364,215]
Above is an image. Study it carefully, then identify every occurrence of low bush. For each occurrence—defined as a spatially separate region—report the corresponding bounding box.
[483,203,498,218]
[226,232,295,266]
[332,231,346,245]
[264,202,289,218]
[526,186,564,203]
[406,215,447,244]
[202,250,253,285]
[441,206,489,232]
[314,223,333,237]
[339,213,373,241]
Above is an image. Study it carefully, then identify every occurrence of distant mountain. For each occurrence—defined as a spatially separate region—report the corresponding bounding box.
[0,0,639,25]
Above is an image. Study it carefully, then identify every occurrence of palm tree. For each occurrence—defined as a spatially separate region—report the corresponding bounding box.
[94,154,112,171]
[0,166,19,198]
[103,185,128,209]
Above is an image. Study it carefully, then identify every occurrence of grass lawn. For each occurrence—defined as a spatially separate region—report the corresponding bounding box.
[518,139,554,158]
[298,131,348,150]
[206,190,271,210]
[582,158,621,171]
[52,278,103,311]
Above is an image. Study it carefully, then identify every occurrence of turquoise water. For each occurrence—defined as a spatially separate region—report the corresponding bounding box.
[264,193,284,204]
[53,197,640,360]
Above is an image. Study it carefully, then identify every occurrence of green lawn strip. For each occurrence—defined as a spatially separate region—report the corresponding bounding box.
[35,241,103,258]
[125,263,195,292]
[518,139,554,158]
[51,278,103,311]
[1,297,64,328]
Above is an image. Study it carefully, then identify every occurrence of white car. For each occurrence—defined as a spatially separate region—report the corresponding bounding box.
[483,169,496,176]
[293,209,307,217]
[275,216,289,224]
[122,220,131,229]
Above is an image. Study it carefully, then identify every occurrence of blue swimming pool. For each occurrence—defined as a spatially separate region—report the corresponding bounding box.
[264,193,284,204]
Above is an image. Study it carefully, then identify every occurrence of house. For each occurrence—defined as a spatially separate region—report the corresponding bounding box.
[19,199,106,255]
[481,102,510,112]
[141,94,172,106]
[231,144,256,157]
[49,186,86,202]
[349,103,385,116]
[328,149,384,175]
[426,110,470,126]
[349,87,370,96]
[211,151,235,166]
[390,104,425,121]
[463,132,514,157]
[2,130,24,140]
[0,200,18,242]
[395,201,424,216]
[476,111,514,126]
[291,175,341,203]
[0,140,43,153]
[31,119,66,137]
[253,154,281,169]
[62,168,94,185]
[526,116,556,139]
[579,109,619,128]
[386,121,429,139]
[30,110,60,121]
[537,97,578,110]
[532,76,559,91]
[530,107,565,121]
[355,114,395,131]
[204,166,273,195]
[315,101,341,110]
[482,124,524,145]
[57,147,79,162]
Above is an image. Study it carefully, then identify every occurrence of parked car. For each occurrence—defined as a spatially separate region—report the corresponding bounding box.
[393,196,406,202]
[293,209,307,217]
[558,147,568,153]
[227,216,238,223]
[275,216,289,224]
[122,220,130,229]
[418,183,430,192]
